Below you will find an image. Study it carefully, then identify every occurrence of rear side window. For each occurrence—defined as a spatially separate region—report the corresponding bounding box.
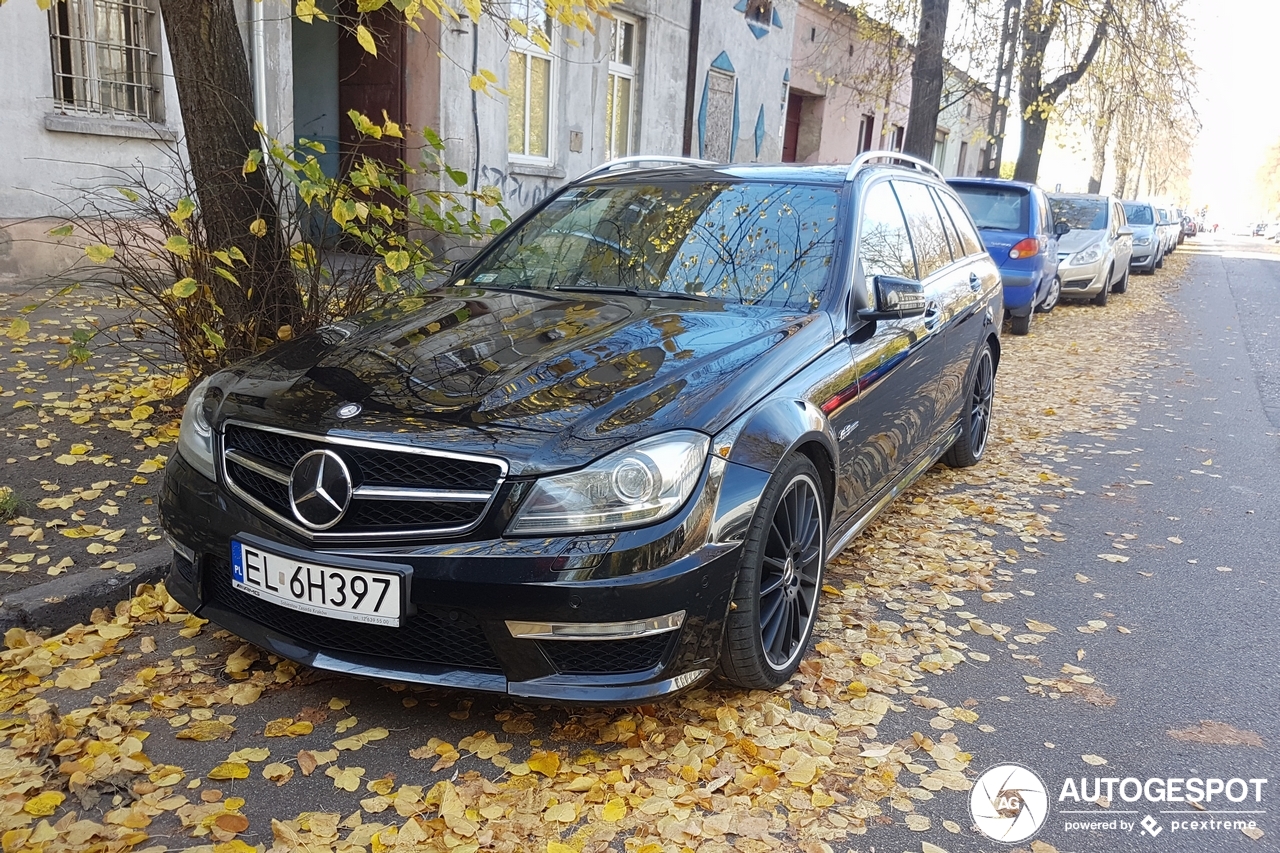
[936,190,984,258]
[951,184,1029,232]
[857,180,917,280]
[893,179,953,278]
[928,187,962,260]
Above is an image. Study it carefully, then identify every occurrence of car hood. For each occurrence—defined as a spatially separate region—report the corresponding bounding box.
[1130,224,1157,240]
[208,287,832,475]
[1057,229,1105,254]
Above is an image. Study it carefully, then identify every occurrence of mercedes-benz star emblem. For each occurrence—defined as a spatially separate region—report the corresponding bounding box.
[288,449,353,530]
[335,403,362,419]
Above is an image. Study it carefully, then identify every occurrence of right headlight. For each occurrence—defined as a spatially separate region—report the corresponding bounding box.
[177,376,216,481]
[1134,235,1152,246]
[506,431,709,535]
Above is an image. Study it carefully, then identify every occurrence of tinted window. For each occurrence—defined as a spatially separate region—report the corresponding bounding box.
[893,179,953,278]
[1050,196,1107,231]
[1123,203,1154,225]
[1037,192,1052,236]
[951,184,1029,232]
[467,181,841,311]
[936,190,984,257]
[857,180,916,280]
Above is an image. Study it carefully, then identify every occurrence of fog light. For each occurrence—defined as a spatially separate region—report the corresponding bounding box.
[506,610,685,640]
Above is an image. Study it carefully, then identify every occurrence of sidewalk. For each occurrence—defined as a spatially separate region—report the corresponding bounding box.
[0,281,180,629]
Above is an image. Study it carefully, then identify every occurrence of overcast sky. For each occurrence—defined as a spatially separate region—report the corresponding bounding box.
[1029,0,1278,217]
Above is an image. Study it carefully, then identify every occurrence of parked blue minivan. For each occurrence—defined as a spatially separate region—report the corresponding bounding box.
[948,178,1060,335]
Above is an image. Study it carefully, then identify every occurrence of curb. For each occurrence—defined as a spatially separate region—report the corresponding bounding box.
[0,545,171,635]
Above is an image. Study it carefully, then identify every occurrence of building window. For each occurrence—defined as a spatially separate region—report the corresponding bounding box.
[745,1,773,26]
[957,141,969,175]
[49,0,161,121]
[604,14,637,161]
[891,124,905,152]
[857,113,875,154]
[932,129,948,171]
[508,1,554,160]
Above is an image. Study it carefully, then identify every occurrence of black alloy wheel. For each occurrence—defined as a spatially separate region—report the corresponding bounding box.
[717,454,826,689]
[944,343,995,468]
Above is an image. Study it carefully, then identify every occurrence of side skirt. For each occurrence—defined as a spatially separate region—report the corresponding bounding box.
[825,420,964,558]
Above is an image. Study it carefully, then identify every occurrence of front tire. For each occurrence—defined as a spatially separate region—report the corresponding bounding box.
[1035,276,1060,313]
[718,454,826,690]
[944,343,995,468]
[1092,270,1111,306]
[1112,267,1129,293]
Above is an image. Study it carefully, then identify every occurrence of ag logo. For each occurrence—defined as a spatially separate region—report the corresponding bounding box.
[969,763,1050,843]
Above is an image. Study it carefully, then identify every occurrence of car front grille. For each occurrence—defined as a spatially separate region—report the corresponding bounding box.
[204,558,504,672]
[539,634,673,675]
[220,422,505,540]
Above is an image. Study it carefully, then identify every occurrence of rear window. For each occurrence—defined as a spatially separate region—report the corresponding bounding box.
[1123,203,1154,225]
[1050,197,1107,231]
[950,185,1029,232]
[465,181,842,312]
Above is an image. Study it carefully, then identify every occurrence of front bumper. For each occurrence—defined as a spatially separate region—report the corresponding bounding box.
[1058,256,1107,296]
[1130,246,1155,268]
[160,451,757,703]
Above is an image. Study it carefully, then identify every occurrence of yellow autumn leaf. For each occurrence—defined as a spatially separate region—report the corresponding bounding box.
[1082,754,1108,766]
[547,843,577,853]
[213,840,257,853]
[263,762,293,786]
[23,791,64,816]
[208,762,251,780]
[355,24,377,56]
[85,243,115,263]
[527,750,560,777]
[860,652,882,667]
[326,765,365,791]
[130,404,155,421]
[229,747,270,762]
[249,217,267,237]
[601,798,627,821]
[544,802,577,822]
[1024,619,1057,633]
[176,720,236,741]
[55,665,101,690]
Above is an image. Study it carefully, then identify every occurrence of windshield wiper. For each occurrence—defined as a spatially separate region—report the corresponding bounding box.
[551,285,717,303]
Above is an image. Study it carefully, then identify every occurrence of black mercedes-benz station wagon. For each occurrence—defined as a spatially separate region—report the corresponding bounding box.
[160,153,1001,702]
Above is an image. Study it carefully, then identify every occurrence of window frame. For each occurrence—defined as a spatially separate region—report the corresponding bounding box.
[48,0,163,123]
[604,12,639,161]
[508,3,556,164]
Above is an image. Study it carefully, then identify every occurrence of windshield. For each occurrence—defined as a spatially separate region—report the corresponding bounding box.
[951,185,1028,232]
[1050,197,1107,231]
[464,181,842,311]
[1156,209,1171,224]
[1123,203,1154,225]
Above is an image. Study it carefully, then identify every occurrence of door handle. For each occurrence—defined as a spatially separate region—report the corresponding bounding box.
[969,272,981,291]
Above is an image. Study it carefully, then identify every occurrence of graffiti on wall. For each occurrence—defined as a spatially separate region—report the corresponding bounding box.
[479,165,555,212]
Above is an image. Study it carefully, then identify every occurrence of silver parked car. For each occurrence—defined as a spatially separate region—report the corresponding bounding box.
[1049,193,1134,306]
[1122,201,1162,274]
[1154,207,1179,257]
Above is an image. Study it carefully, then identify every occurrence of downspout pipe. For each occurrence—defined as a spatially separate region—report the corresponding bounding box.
[250,0,268,135]
[681,0,701,157]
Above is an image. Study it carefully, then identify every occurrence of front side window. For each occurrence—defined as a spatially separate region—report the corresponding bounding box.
[465,181,841,312]
[858,181,917,280]
[508,1,553,160]
[1050,197,1108,231]
[894,179,954,278]
[49,0,160,121]
[604,15,637,161]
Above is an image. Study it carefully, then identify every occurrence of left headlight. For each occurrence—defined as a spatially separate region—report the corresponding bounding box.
[507,431,710,536]
[1068,243,1103,266]
[177,376,217,481]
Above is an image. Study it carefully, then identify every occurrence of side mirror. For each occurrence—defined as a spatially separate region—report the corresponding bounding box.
[858,275,927,320]
[1118,226,1134,237]
[1054,221,1071,236]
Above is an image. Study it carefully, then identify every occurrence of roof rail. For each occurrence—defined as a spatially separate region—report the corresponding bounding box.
[844,151,945,183]
[575,155,716,182]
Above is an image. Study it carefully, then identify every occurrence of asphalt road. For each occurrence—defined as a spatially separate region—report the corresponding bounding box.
[904,233,1280,853]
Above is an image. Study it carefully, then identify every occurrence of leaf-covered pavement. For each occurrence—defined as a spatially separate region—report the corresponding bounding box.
[0,258,1193,853]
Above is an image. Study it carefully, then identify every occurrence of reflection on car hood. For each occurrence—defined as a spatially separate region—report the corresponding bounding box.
[209,287,831,474]
[1057,229,1105,254]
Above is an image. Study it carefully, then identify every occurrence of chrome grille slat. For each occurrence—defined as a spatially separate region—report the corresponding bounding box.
[220,421,507,541]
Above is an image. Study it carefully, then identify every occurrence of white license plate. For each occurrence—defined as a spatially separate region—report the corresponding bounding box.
[230,541,403,627]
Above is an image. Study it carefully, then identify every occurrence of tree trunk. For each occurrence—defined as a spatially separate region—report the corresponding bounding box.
[1013,112,1049,183]
[1087,101,1111,194]
[903,0,950,163]
[158,0,301,355]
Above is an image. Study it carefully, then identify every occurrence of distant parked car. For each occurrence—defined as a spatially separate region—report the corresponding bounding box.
[1254,222,1268,237]
[1264,222,1280,241]
[949,177,1060,335]
[1181,216,1197,239]
[1122,201,1162,274]
[1048,193,1133,306]
[1154,208,1179,256]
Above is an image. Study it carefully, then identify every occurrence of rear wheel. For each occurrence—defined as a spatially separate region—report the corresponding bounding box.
[1010,312,1032,335]
[717,454,826,690]
[1035,276,1061,313]
[944,343,994,468]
